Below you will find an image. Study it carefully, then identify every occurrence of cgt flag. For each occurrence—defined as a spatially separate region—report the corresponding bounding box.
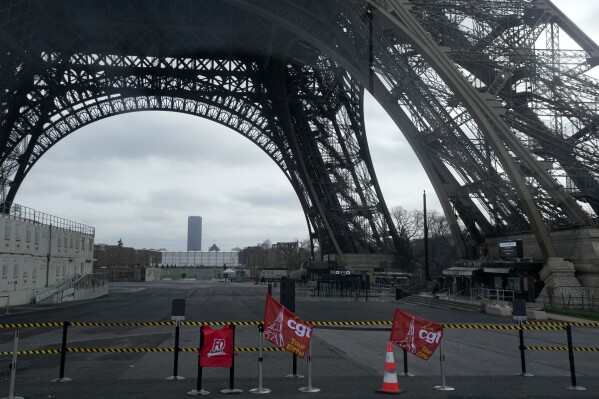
[390,308,444,361]
[262,293,314,359]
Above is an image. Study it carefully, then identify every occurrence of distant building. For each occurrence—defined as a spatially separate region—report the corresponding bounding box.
[187,216,202,251]
[93,244,162,268]
[161,251,240,267]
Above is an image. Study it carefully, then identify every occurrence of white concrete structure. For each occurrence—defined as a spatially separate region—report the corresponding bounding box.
[0,204,95,306]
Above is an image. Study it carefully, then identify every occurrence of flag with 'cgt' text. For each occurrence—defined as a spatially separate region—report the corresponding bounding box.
[262,293,314,359]
[390,308,444,361]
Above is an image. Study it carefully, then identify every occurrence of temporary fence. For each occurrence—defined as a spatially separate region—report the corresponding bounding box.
[296,286,396,301]
[1,319,598,395]
[537,293,599,311]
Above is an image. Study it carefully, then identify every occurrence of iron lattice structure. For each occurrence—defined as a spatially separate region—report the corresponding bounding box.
[1,0,599,261]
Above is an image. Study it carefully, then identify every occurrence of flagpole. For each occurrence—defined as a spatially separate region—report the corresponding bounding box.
[433,340,454,391]
[250,325,271,394]
[299,339,320,393]
[400,348,415,377]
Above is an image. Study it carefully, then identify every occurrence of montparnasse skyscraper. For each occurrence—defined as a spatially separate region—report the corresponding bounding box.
[187,216,202,251]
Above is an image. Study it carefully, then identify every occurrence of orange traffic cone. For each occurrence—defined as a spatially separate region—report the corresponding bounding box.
[375,341,404,395]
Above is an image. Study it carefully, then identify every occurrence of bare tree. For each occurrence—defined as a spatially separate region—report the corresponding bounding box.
[427,210,451,238]
[391,206,422,240]
[238,245,266,268]
[392,206,456,276]
[273,241,298,268]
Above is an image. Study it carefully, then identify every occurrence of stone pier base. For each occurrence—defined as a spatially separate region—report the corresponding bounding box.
[538,258,590,303]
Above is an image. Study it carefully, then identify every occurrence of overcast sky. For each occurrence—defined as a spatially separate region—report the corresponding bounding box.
[14,0,599,252]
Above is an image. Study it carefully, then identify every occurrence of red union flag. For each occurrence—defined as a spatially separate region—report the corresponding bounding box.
[390,308,443,361]
[263,293,314,359]
[199,325,234,368]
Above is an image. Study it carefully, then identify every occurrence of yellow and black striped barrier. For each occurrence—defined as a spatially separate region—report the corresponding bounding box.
[309,321,393,326]
[0,320,581,330]
[443,323,565,330]
[0,322,65,329]
[1,349,62,355]
[524,320,599,328]
[525,346,599,352]
[4,344,599,357]
[0,320,397,329]
[0,321,262,329]
[71,321,176,327]
[0,346,286,356]
[183,321,262,327]
[70,321,264,327]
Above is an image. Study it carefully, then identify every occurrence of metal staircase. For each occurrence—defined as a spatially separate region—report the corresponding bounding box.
[34,274,82,304]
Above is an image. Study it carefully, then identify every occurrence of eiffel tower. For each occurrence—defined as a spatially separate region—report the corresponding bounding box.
[264,308,285,347]
[396,317,417,354]
[1,1,599,294]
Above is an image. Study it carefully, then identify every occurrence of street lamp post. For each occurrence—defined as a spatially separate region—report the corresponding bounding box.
[117,238,123,271]
[423,191,430,281]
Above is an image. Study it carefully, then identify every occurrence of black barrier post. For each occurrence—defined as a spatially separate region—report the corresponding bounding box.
[292,355,299,377]
[167,299,185,381]
[268,283,272,295]
[516,322,533,377]
[166,320,185,381]
[188,327,209,396]
[400,348,415,377]
[565,325,586,391]
[52,321,72,383]
[174,320,180,377]
[221,325,243,394]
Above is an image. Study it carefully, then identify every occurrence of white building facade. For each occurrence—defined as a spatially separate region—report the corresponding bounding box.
[161,251,240,267]
[0,204,95,306]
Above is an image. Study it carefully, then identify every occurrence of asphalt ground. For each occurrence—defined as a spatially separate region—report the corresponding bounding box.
[1,280,598,398]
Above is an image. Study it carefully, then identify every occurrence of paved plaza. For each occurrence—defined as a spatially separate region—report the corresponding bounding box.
[1,280,598,398]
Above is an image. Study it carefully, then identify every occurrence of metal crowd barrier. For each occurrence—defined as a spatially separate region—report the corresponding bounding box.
[1,319,598,394]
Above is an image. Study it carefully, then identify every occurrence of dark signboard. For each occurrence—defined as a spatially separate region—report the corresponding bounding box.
[171,298,186,321]
[499,240,523,259]
[512,298,527,322]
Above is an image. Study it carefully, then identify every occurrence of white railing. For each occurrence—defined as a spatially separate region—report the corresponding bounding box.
[471,287,515,303]
[34,274,82,303]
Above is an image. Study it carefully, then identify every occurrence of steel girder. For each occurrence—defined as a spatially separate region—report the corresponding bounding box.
[1,0,599,262]
[210,0,599,259]
[365,0,599,258]
[0,0,401,260]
